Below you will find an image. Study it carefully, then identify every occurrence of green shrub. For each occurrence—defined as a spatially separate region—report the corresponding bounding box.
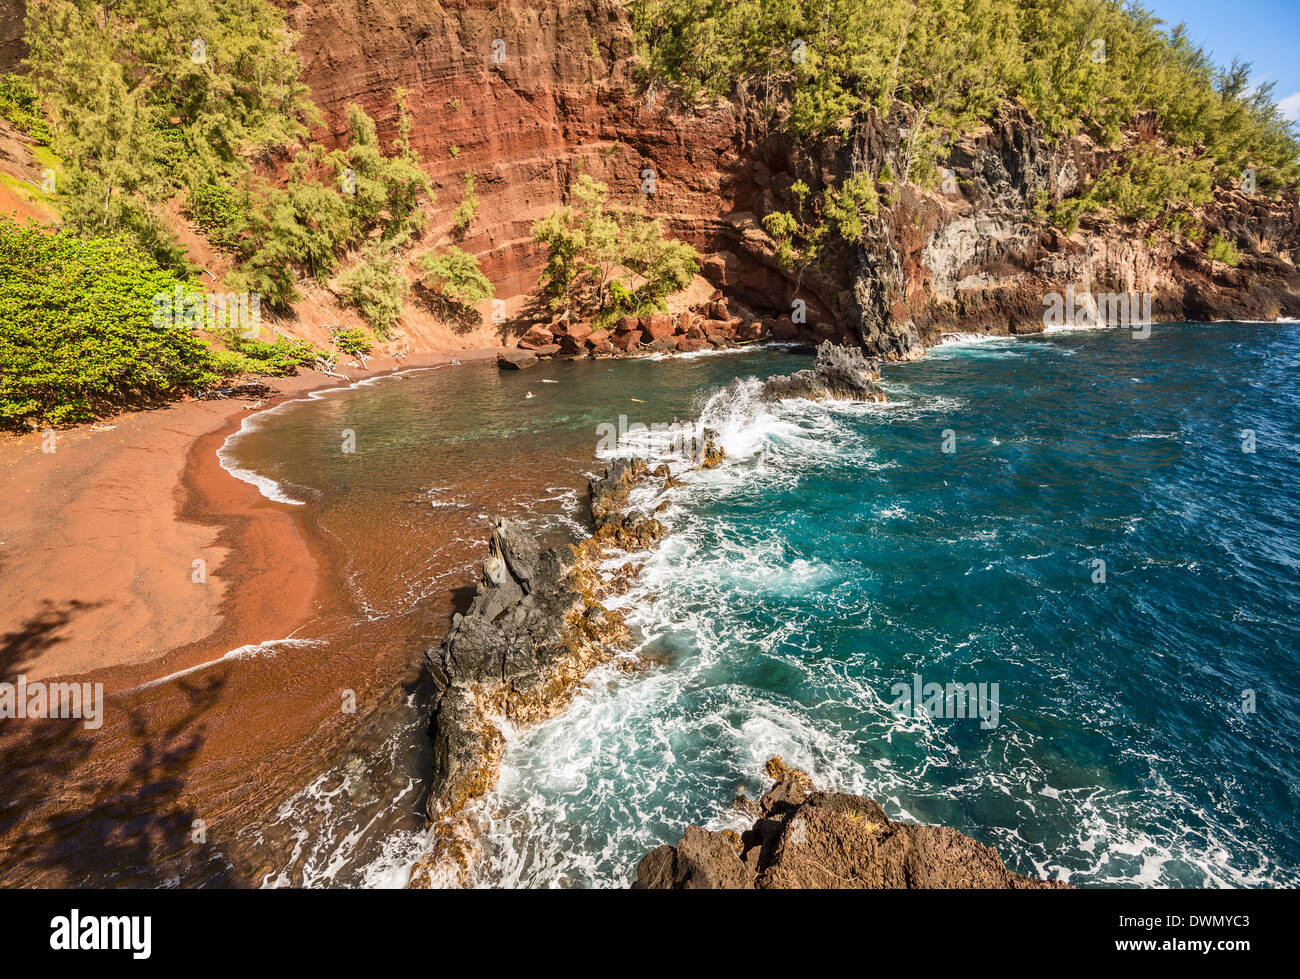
[1051,145,1214,233]
[337,246,408,339]
[331,326,375,359]
[0,220,216,426]
[452,172,480,235]
[216,331,319,374]
[1208,233,1241,267]
[0,74,51,144]
[186,182,246,253]
[418,247,494,308]
[531,174,699,318]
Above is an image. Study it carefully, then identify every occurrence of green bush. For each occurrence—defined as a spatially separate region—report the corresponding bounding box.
[331,327,375,359]
[418,246,494,309]
[0,74,51,144]
[186,182,246,253]
[1208,233,1241,267]
[337,246,409,339]
[216,331,319,374]
[531,174,699,319]
[452,172,480,235]
[1051,146,1214,233]
[0,220,216,426]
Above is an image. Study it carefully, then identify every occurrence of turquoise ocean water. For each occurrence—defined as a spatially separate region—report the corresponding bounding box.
[226,322,1299,887]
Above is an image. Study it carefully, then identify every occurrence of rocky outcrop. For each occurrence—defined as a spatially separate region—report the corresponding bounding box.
[762,341,885,402]
[412,515,629,884]
[411,453,696,886]
[496,349,539,369]
[635,758,1068,889]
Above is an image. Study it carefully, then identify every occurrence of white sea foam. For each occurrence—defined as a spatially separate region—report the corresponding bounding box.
[130,637,325,691]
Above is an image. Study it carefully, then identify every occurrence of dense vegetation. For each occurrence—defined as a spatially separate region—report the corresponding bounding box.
[21,2,461,326]
[532,174,700,323]
[0,220,314,427]
[8,1,491,423]
[632,0,1300,191]
[419,246,495,312]
[0,73,50,143]
[25,0,315,269]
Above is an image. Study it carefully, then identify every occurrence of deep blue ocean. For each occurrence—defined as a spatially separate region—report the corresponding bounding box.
[224,321,1299,887]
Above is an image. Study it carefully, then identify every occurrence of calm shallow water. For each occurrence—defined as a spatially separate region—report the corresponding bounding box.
[227,326,1300,888]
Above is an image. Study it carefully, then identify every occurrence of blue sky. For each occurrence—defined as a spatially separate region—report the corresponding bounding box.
[1146,0,1300,120]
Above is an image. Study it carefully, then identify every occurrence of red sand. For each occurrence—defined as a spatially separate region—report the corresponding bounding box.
[0,350,497,886]
[0,350,494,687]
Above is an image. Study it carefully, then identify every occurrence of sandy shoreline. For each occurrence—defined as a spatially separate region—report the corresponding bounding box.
[0,348,497,690]
[0,347,498,886]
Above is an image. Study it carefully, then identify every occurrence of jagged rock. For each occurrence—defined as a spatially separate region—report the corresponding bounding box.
[594,512,664,550]
[641,314,675,341]
[695,427,725,469]
[517,325,556,349]
[610,331,640,352]
[424,518,618,826]
[497,349,539,370]
[635,760,1070,890]
[762,341,886,402]
[588,457,648,528]
[562,321,594,342]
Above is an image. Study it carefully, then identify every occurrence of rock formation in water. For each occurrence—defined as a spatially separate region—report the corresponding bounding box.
[414,515,627,884]
[412,455,681,885]
[635,758,1068,889]
[762,341,886,402]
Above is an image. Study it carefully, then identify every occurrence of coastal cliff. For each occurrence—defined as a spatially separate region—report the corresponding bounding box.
[7,1,1299,370]
[274,0,1300,358]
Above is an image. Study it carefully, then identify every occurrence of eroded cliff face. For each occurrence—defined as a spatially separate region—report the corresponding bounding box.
[0,0,25,75]
[283,0,1299,357]
[11,1,1297,355]
[278,0,767,351]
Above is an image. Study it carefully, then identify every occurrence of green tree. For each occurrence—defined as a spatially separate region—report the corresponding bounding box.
[0,219,212,425]
[531,174,699,319]
[337,245,409,339]
[418,247,494,309]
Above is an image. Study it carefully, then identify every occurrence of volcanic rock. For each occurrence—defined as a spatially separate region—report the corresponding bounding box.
[497,349,539,370]
[517,325,556,349]
[762,341,885,402]
[634,759,1070,890]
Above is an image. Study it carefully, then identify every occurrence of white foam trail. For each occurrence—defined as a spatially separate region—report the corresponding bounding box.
[129,638,325,691]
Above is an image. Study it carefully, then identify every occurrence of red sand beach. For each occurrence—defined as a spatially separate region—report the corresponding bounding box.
[0,350,495,886]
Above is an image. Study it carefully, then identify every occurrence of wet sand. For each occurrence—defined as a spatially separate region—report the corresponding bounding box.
[0,350,496,886]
